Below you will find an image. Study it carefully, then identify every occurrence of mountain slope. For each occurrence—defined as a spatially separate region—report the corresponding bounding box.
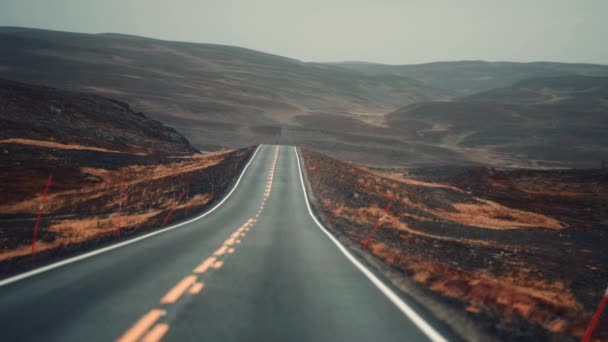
[0,27,447,150]
[333,61,608,95]
[0,78,255,272]
[0,78,196,155]
[387,76,608,168]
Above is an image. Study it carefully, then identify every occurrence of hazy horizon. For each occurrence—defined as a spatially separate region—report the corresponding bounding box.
[1,0,607,65]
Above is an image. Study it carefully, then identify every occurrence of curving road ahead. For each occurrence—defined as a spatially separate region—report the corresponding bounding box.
[0,145,451,342]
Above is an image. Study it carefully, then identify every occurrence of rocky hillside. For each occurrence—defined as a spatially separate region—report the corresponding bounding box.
[0,27,447,150]
[386,76,608,168]
[0,78,196,155]
[332,61,608,95]
[0,79,255,275]
[301,149,608,341]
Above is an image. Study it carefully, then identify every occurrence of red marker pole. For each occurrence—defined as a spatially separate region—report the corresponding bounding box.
[31,174,53,261]
[362,200,394,249]
[162,186,188,225]
[583,286,608,342]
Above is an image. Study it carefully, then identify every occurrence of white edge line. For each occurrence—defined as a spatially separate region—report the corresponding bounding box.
[294,146,448,342]
[0,145,264,287]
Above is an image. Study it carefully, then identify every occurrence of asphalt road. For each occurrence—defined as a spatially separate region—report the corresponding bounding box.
[0,145,451,342]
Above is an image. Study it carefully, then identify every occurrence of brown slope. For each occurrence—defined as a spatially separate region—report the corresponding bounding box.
[301,149,608,340]
[0,78,196,155]
[0,27,448,151]
[386,76,608,168]
[0,78,255,275]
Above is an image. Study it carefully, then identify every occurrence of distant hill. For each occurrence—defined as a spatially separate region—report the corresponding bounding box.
[387,76,608,168]
[332,60,608,95]
[466,75,608,105]
[1,27,606,168]
[0,78,196,155]
[0,27,447,151]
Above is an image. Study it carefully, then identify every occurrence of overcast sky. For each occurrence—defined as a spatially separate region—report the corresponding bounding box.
[0,0,606,65]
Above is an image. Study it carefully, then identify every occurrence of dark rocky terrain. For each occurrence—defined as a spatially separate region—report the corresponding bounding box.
[0,78,196,154]
[301,148,608,341]
[0,79,254,276]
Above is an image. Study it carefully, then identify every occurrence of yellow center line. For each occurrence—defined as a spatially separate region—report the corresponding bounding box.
[141,323,170,342]
[194,257,217,274]
[213,246,228,256]
[189,282,205,295]
[116,309,163,342]
[160,275,197,304]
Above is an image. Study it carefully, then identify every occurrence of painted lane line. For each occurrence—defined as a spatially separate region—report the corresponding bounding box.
[189,282,205,295]
[141,323,170,342]
[116,309,164,342]
[213,246,228,256]
[294,147,448,342]
[194,257,217,274]
[0,145,263,287]
[160,275,197,304]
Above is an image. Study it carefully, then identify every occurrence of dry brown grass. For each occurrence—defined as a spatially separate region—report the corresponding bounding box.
[364,168,466,193]
[0,138,131,154]
[0,210,161,261]
[370,243,589,336]
[343,204,497,247]
[354,176,563,230]
[0,152,227,215]
[440,199,564,230]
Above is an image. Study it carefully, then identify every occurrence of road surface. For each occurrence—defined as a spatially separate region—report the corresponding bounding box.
[0,145,451,342]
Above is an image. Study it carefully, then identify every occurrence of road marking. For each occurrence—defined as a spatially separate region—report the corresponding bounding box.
[161,276,197,304]
[0,145,264,287]
[194,257,217,274]
[213,246,228,256]
[141,323,169,342]
[189,282,205,295]
[294,147,448,342]
[116,309,163,342]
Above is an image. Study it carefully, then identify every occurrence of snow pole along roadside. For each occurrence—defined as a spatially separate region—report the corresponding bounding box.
[161,185,188,225]
[31,174,53,260]
[582,286,608,342]
[362,200,394,249]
